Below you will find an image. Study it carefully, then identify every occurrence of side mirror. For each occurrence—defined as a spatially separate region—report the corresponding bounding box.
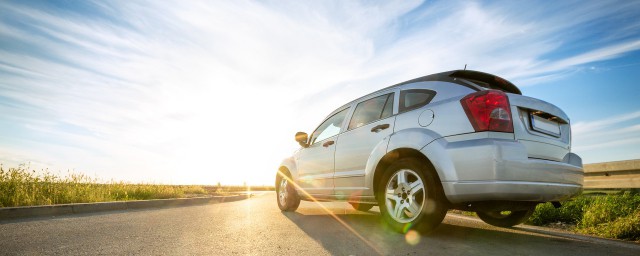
[295,132,309,148]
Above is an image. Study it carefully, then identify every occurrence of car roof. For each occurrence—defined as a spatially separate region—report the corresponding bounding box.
[330,70,521,117]
[379,69,520,95]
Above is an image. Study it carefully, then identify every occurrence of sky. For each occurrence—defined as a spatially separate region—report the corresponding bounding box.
[0,0,639,185]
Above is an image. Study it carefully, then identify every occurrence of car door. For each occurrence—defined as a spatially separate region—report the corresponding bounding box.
[334,91,397,197]
[295,107,350,196]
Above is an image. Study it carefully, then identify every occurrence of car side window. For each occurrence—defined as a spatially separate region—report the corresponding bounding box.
[348,93,394,130]
[310,108,350,144]
[399,89,436,113]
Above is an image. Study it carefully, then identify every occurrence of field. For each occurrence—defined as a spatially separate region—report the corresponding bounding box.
[0,165,272,208]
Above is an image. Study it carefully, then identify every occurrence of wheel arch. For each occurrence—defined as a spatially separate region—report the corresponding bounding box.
[364,128,443,197]
[277,156,297,177]
[371,148,446,204]
[276,166,292,186]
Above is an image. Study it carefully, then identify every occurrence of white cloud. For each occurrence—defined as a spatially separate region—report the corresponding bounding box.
[572,111,640,163]
[572,111,640,135]
[1,0,639,183]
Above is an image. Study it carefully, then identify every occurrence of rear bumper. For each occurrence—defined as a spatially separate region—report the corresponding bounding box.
[442,180,582,203]
[424,135,583,204]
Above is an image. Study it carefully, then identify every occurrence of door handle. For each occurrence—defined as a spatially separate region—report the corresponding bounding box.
[322,140,335,147]
[371,124,390,133]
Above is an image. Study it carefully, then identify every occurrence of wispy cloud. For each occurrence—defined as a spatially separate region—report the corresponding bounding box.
[572,111,640,162]
[573,111,640,135]
[0,0,639,183]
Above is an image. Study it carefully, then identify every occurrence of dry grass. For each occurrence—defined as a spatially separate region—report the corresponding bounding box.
[0,164,208,207]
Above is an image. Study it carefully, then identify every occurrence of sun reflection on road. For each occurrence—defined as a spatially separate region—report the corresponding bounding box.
[277,170,384,255]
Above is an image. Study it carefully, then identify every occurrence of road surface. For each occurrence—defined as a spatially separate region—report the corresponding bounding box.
[1,192,638,255]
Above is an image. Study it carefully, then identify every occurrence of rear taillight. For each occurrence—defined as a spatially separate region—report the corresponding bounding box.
[460,90,514,133]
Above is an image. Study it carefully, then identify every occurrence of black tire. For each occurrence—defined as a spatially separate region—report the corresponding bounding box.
[349,202,374,212]
[377,158,447,234]
[476,208,535,228]
[276,173,300,212]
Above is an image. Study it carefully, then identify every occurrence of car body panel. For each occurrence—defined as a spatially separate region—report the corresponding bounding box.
[296,135,336,195]
[279,156,298,180]
[508,94,572,162]
[334,115,396,198]
[295,105,351,196]
[422,133,583,203]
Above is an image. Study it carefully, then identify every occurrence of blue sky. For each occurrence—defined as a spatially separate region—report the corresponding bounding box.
[1,0,639,185]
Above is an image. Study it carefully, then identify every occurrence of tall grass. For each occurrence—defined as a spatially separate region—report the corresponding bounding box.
[0,164,207,207]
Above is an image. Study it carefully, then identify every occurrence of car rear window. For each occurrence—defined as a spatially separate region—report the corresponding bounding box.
[399,89,435,113]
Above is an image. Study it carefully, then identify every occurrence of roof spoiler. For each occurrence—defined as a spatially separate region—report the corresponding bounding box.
[449,70,522,95]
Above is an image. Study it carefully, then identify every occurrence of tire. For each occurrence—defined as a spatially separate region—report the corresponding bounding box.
[349,202,374,212]
[476,208,535,228]
[377,158,447,234]
[276,174,300,212]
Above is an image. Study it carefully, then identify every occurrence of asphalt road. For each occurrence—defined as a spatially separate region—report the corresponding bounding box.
[1,192,638,255]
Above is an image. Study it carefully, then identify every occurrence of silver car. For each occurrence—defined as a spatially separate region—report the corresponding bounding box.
[276,70,583,233]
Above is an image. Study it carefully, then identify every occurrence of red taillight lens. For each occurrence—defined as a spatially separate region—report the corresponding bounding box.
[460,90,513,133]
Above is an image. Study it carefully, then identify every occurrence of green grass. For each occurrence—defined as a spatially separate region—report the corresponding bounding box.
[528,192,640,241]
[447,191,640,241]
[0,164,211,207]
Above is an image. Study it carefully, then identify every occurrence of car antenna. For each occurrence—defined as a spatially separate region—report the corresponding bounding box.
[464,64,467,70]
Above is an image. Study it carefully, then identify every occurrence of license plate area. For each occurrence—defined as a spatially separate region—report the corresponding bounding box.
[529,111,561,137]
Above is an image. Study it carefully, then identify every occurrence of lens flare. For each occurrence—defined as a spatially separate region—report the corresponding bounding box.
[405,230,420,245]
[276,170,383,255]
[402,223,413,233]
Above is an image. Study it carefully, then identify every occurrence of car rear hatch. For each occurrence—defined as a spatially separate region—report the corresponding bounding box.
[508,94,571,162]
[450,70,571,162]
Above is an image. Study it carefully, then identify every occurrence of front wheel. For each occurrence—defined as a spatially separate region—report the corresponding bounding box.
[276,175,300,211]
[377,158,447,234]
[476,208,535,228]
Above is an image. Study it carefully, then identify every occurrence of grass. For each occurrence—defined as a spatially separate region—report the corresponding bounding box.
[448,191,640,242]
[0,164,262,207]
[528,191,640,241]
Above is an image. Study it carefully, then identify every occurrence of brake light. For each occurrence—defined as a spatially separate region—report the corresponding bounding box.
[460,90,513,133]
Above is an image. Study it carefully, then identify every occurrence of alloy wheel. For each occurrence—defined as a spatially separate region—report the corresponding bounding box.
[278,178,288,206]
[384,169,425,223]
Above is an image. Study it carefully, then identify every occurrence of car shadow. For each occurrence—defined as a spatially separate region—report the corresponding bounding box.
[281,203,639,256]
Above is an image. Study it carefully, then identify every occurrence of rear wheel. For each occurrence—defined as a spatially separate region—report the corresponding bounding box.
[476,208,535,227]
[377,158,447,234]
[349,202,374,212]
[276,175,300,211]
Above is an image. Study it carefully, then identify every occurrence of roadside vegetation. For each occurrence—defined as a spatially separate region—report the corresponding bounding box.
[528,191,640,241]
[450,192,640,241]
[0,164,272,208]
